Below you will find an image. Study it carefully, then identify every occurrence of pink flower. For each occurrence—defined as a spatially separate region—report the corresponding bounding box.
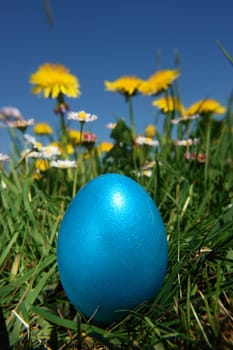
[184,151,207,163]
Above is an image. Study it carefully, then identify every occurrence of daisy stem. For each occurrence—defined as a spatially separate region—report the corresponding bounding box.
[72,122,84,197]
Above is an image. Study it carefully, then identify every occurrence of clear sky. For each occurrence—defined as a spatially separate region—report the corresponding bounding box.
[1,0,233,154]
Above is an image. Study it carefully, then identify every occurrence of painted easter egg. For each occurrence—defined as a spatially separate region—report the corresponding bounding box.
[57,173,168,325]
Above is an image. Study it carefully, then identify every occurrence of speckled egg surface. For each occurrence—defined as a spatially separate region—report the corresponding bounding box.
[57,173,168,325]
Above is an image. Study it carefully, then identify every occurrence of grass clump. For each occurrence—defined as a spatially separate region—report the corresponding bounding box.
[0,61,233,350]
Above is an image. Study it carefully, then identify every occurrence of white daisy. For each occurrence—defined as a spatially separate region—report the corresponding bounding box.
[135,136,159,147]
[6,118,34,128]
[50,160,77,168]
[0,153,9,161]
[171,114,200,125]
[67,110,98,123]
[174,138,199,146]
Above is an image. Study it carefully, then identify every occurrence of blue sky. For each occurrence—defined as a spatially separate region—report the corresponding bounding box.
[1,0,233,154]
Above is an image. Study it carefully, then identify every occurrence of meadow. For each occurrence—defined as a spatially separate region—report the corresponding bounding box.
[0,55,233,349]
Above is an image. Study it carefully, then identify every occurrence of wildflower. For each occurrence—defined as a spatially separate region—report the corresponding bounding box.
[82,132,97,143]
[22,143,61,160]
[64,144,74,155]
[0,107,23,120]
[174,138,199,146]
[186,98,226,116]
[97,142,113,155]
[30,63,80,98]
[24,134,42,149]
[0,153,9,161]
[68,129,83,144]
[184,151,207,163]
[144,124,156,138]
[34,159,50,171]
[1,180,7,189]
[135,162,157,178]
[54,101,70,114]
[50,160,77,168]
[171,114,200,124]
[6,118,34,131]
[106,122,117,129]
[152,96,185,114]
[82,132,97,151]
[104,76,143,96]
[135,136,159,147]
[39,145,61,159]
[34,122,53,135]
[67,111,98,123]
[138,69,180,96]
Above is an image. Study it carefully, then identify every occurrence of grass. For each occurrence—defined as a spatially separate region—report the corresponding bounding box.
[1,88,233,349]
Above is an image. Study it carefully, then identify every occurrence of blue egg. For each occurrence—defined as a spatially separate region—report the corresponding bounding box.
[57,174,168,325]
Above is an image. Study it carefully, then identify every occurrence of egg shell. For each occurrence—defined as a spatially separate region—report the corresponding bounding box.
[57,173,168,325]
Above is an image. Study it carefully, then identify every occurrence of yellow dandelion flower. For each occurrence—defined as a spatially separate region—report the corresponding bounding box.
[152,96,185,114]
[139,69,180,96]
[34,159,49,171]
[65,143,74,155]
[97,142,113,156]
[186,98,226,116]
[104,76,143,96]
[30,63,80,99]
[144,124,156,138]
[68,129,83,144]
[33,122,53,135]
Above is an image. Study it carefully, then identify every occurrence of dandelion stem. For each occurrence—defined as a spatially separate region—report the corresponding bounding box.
[128,95,136,138]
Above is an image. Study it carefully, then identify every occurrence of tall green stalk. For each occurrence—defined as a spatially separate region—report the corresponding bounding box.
[72,121,84,197]
[127,95,136,139]
[204,117,211,188]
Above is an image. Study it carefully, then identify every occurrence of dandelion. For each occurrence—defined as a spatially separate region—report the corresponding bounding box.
[34,122,53,135]
[68,129,83,144]
[104,76,143,96]
[135,136,159,147]
[50,160,77,168]
[97,142,113,156]
[152,96,185,114]
[30,63,80,99]
[67,111,98,123]
[144,124,156,138]
[34,159,50,171]
[138,69,180,96]
[105,76,142,137]
[186,98,226,116]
